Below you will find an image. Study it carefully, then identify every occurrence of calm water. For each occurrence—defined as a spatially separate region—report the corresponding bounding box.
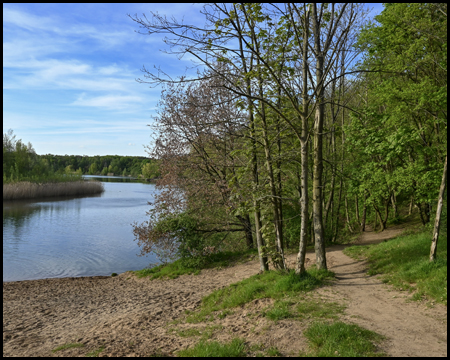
[3,176,159,282]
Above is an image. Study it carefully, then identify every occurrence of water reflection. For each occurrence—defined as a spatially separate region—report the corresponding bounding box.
[3,177,159,282]
[83,175,142,182]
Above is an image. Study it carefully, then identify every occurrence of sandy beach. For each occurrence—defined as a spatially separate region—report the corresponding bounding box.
[3,226,447,357]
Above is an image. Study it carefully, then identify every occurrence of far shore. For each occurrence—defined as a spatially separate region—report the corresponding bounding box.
[3,180,104,201]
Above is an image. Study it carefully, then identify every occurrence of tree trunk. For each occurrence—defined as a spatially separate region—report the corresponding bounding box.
[250,113,269,271]
[430,154,447,261]
[360,192,367,232]
[345,195,354,233]
[355,195,360,224]
[241,214,253,249]
[408,196,414,215]
[383,198,390,229]
[373,204,378,231]
[276,89,284,249]
[258,84,286,271]
[296,136,309,275]
[254,208,269,271]
[373,202,388,232]
[323,168,335,233]
[391,192,397,218]
[418,202,431,225]
[239,27,268,271]
[332,177,344,242]
[295,5,311,276]
[312,4,327,270]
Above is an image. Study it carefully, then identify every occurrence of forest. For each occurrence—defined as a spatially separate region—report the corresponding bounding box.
[131,3,447,271]
[3,129,160,183]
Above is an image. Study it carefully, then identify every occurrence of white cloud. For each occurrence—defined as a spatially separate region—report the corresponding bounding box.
[3,7,59,32]
[71,93,144,110]
[98,64,121,75]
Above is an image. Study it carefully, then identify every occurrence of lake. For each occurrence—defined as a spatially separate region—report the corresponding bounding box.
[3,176,159,282]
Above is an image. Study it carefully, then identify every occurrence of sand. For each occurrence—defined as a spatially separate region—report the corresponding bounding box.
[3,225,447,357]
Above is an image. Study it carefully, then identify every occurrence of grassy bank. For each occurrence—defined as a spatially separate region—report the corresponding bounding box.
[3,180,104,200]
[344,229,447,304]
[167,267,385,357]
[134,249,259,280]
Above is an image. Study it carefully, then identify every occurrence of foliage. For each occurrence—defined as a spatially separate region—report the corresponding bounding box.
[349,3,447,225]
[3,129,158,182]
[142,161,160,179]
[132,209,222,267]
[129,3,447,272]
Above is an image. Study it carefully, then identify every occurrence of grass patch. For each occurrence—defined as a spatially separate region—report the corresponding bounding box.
[176,338,246,357]
[264,300,295,321]
[186,268,334,323]
[266,346,283,356]
[297,300,345,320]
[134,248,259,280]
[85,346,105,357]
[302,321,385,357]
[51,342,85,353]
[134,261,201,280]
[344,229,447,304]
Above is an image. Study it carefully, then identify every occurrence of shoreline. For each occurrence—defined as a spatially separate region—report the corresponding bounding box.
[3,248,447,357]
[3,260,263,357]
[2,274,112,284]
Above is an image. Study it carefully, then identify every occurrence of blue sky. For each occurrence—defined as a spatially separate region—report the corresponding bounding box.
[3,3,385,157]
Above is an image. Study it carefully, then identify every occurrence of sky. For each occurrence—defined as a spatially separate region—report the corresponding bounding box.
[3,3,385,157]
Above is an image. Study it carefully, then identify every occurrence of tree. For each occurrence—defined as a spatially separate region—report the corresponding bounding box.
[353,3,446,235]
[129,3,369,272]
[141,161,160,179]
[430,154,447,261]
[88,162,98,175]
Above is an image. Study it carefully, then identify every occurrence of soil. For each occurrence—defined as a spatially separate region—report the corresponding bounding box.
[3,224,447,357]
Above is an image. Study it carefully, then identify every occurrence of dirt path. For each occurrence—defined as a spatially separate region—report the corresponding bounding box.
[3,226,447,357]
[321,226,447,357]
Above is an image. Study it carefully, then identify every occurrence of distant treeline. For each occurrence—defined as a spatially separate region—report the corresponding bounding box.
[3,129,160,184]
[38,153,160,178]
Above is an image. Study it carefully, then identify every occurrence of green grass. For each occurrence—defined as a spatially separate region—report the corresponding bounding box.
[344,229,447,304]
[134,249,259,280]
[51,342,85,353]
[264,300,294,321]
[186,268,334,323]
[296,300,345,320]
[85,346,105,357]
[302,321,385,357]
[266,346,283,356]
[134,260,201,280]
[176,338,246,357]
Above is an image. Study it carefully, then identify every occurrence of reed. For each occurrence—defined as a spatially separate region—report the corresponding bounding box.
[3,181,104,200]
